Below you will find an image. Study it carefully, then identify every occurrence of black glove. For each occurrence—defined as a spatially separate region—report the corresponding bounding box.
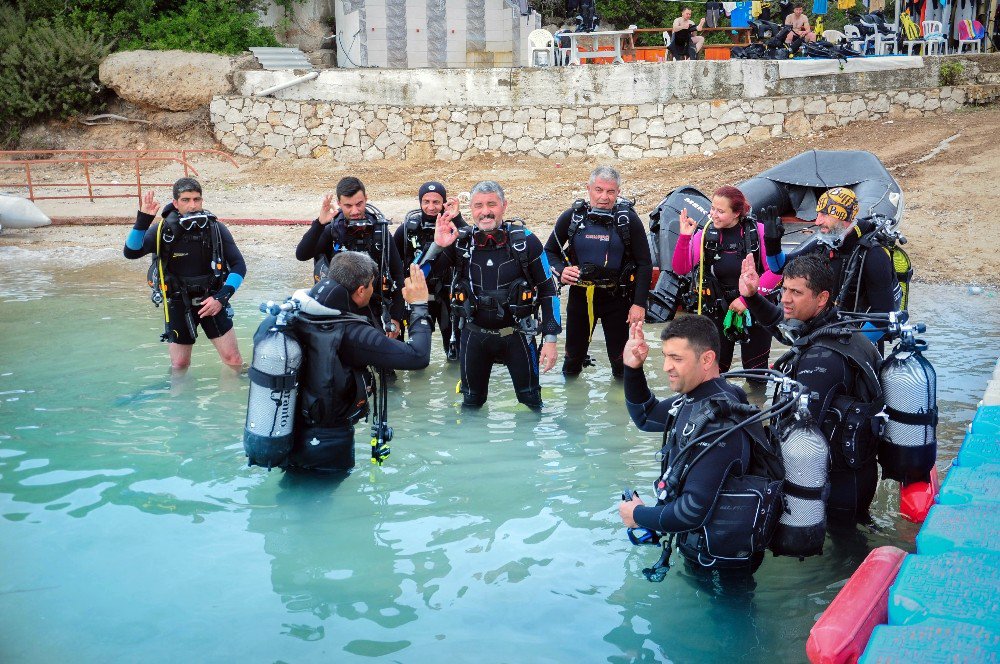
[761,205,784,256]
[212,285,235,307]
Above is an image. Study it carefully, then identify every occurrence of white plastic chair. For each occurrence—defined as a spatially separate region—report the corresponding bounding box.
[528,29,556,66]
[957,20,984,53]
[900,22,925,55]
[843,24,870,53]
[874,32,897,54]
[822,29,847,44]
[921,20,947,55]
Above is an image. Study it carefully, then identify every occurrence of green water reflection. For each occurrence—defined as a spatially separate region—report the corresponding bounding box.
[0,253,997,662]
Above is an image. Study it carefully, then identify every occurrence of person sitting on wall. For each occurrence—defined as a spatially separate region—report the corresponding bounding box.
[671,7,706,60]
[784,3,817,43]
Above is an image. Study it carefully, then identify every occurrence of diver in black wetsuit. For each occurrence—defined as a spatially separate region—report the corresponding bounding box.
[739,252,882,525]
[424,180,562,411]
[295,176,405,338]
[618,315,763,573]
[763,187,898,319]
[392,181,468,360]
[544,165,652,380]
[123,177,245,371]
[286,252,432,471]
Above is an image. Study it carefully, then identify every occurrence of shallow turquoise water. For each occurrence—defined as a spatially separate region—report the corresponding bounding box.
[1,249,997,663]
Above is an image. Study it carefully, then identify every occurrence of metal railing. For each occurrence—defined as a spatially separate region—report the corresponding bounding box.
[0,149,239,203]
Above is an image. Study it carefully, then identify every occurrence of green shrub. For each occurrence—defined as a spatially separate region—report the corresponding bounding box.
[939,60,965,86]
[119,0,280,54]
[0,7,111,147]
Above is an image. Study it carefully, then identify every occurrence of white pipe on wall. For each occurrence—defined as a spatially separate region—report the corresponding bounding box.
[255,71,320,97]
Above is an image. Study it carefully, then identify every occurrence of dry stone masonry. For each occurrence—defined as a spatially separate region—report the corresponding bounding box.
[211,87,969,161]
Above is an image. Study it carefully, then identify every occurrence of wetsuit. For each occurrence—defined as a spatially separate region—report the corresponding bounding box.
[392,209,468,357]
[545,201,652,379]
[431,224,561,410]
[773,220,898,315]
[624,369,761,571]
[124,204,246,344]
[673,221,782,375]
[745,296,882,524]
[287,281,432,471]
[295,212,406,328]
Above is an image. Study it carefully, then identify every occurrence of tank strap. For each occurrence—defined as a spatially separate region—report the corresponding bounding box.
[248,366,297,391]
[783,482,826,501]
[884,406,938,426]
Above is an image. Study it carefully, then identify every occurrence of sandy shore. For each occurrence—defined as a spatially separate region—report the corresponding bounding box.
[3,104,999,288]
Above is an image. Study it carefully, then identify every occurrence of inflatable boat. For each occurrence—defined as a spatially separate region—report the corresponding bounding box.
[0,194,51,230]
[644,150,904,323]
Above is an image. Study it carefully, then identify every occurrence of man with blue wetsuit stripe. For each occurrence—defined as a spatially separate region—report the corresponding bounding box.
[123,177,245,371]
[425,180,561,411]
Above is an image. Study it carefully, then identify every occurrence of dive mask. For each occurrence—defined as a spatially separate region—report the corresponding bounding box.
[178,211,214,231]
[586,208,615,225]
[777,318,807,344]
[474,228,507,249]
[346,220,374,238]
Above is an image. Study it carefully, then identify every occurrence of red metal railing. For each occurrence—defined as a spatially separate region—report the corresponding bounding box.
[0,149,239,203]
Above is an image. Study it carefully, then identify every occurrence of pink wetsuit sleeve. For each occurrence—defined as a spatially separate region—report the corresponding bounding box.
[671,231,701,274]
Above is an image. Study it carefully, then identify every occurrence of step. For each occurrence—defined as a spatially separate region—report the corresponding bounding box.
[888,551,1000,630]
[937,463,1000,506]
[916,502,1000,555]
[954,433,1000,468]
[860,618,1000,663]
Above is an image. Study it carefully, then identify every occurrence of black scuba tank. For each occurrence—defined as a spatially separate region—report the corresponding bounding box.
[243,308,302,470]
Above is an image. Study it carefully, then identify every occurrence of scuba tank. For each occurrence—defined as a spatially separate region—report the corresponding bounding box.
[770,412,829,558]
[243,299,303,470]
[878,332,937,484]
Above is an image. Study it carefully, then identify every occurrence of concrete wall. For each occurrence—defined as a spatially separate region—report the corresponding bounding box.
[212,55,1000,161]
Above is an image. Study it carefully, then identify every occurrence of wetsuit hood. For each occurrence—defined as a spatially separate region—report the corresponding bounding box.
[302,281,354,315]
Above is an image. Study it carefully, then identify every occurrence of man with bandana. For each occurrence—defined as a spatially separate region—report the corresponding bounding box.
[760,186,898,318]
[423,180,561,411]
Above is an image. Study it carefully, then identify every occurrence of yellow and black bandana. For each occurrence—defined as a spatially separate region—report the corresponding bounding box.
[816,187,859,222]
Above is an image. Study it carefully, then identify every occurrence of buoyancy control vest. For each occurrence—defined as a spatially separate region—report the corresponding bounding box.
[656,392,784,568]
[402,209,436,265]
[451,220,539,329]
[147,210,227,304]
[564,198,637,291]
[834,222,910,314]
[686,218,766,316]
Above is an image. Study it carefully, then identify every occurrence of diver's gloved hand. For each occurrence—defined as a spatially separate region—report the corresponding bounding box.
[212,285,235,308]
[760,205,784,256]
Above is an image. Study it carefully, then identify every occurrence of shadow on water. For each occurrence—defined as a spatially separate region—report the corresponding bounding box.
[0,258,997,663]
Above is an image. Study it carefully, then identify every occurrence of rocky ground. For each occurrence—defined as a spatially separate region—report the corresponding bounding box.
[3,102,999,287]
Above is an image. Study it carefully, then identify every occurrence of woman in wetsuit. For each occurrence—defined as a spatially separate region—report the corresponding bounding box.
[672,186,782,376]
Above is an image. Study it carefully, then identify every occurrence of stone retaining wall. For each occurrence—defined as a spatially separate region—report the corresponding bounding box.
[211,85,974,161]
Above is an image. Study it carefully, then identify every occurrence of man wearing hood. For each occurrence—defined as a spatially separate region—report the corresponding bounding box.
[287,252,432,471]
[392,181,468,360]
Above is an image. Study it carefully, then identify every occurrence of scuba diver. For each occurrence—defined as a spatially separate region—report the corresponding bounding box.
[392,181,468,360]
[618,315,778,575]
[295,176,405,339]
[123,177,245,371]
[672,186,783,379]
[424,180,561,411]
[247,253,432,472]
[739,252,882,525]
[544,165,652,379]
[762,186,899,320]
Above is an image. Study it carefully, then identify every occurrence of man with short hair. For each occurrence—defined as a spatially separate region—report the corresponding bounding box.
[296,176,405,338]
[393,181,467,360]
[280,253,433,472]
[739,251,883,524]
[618,315,767,573]
[784,3,817,43]
[124,177,245,371]
[428,180,561,410]
[545,165,652,379]
[671,7,707,60]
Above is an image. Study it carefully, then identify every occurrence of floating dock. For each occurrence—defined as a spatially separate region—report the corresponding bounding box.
[859,358,1000,662]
